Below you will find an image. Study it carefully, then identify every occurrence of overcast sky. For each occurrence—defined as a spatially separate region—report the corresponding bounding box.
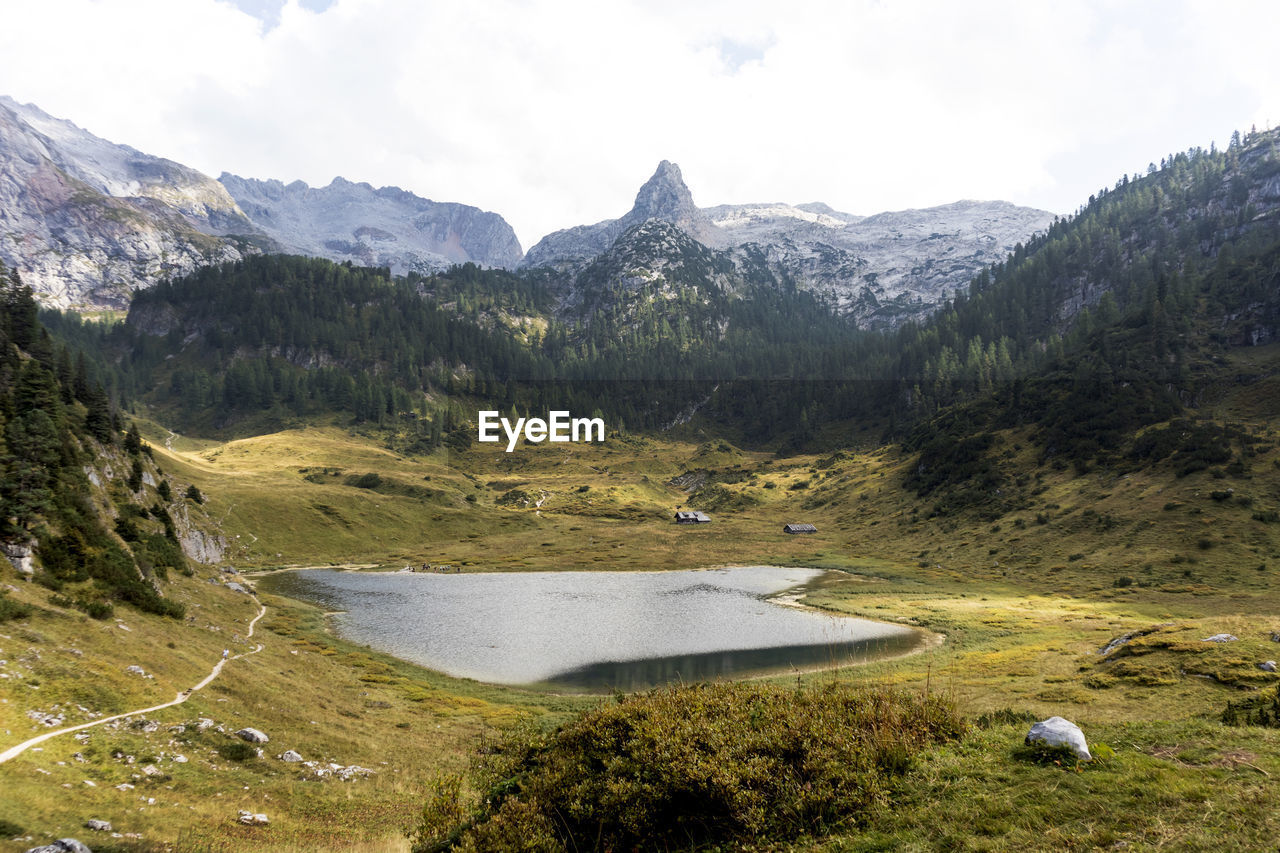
[2,0,1277,250]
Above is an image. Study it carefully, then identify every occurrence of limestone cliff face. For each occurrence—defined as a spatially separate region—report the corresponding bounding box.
[523,160,1056,329]
[712,198,1056,328]
[218,174,524,274]
[0,96,259,308]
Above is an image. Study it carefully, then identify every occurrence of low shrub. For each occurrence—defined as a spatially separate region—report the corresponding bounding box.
[0,592,32,623]
[411,682,963,852]
[216,740,259,762]
[1222,685,1280,727]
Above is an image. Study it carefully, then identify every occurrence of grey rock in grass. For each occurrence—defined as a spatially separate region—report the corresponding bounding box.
[84,820,111,832]
[24,840,94,853]
[1202,634,1238,643]
[1259,661,1277,672]
[279,750,304,762]
[235,727,269,744]
[236,811,269,825]
[1025,716,1092,761]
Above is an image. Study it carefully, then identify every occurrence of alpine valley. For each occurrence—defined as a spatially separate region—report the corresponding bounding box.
[1,97,1279,853]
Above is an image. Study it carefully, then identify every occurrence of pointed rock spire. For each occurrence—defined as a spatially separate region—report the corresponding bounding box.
[629,160,698,222]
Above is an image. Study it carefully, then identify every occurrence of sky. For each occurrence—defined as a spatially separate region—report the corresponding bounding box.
[1,0,1277,251]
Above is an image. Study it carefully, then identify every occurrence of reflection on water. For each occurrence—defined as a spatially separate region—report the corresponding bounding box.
[542,635,924,692]
[263,566,922,691]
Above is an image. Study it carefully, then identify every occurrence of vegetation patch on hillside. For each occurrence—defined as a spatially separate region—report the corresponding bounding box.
[411,682,962,852]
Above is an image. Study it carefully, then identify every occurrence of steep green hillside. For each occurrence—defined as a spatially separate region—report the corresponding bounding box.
[0,263,196,623]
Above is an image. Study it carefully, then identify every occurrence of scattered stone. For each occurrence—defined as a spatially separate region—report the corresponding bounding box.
[24,840,94,853]
[1270,632,1280,643]
[1026,716,1092,761]
[235,728,269,744]
[195,718,216,732]
[225,583,248,594]
[171,754,188,763]
[1260,661,1277,672]
[114,783,134,791]
[1203,634,1238,643]
[279,750,303,762]
[236,811,269,826]
[85,820,111,832]
[124,665,146,676]
[82,780,95,787]
[140,765,161,777]
[169,725,186,734]
[300,761,376,781]
[26,709,65,727]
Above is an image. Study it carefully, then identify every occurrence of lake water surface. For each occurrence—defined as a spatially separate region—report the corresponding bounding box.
[264,566,922,691]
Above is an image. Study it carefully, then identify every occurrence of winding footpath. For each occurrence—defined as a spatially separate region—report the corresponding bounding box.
[0,603,267,765]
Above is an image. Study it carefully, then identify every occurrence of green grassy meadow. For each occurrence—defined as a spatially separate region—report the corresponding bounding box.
[4,396,1280,850]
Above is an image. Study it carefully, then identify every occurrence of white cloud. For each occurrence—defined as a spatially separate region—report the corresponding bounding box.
[1,0,1276,250]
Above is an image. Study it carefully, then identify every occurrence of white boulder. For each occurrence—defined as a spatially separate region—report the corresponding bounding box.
[1025,716,1092,761]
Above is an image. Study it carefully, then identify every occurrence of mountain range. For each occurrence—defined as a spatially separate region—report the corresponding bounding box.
[526,160,1055,327]
[0,97,1053,326]
[0,97,522,308]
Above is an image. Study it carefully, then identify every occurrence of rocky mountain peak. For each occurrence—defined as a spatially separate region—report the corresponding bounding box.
[521,161,719,269]
[0,96,257,307]
[630,160,698,222]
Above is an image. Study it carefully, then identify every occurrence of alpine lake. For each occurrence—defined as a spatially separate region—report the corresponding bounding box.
[260,565,925,692]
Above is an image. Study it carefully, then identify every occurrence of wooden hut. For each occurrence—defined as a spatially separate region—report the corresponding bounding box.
[675,510,711,524]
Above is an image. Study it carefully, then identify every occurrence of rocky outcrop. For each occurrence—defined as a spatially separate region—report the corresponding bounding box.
[2,539,34,575]
[235,727,269,744]
[0,96,260,308]
[218,174,523,274]
[172,502,227,565]
[521,160,1055,329]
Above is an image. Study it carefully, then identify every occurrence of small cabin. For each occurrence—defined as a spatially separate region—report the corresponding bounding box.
[783,523,817,534]
[675,510,711,524]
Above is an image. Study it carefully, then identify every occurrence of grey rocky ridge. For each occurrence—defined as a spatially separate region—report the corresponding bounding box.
[523,160,1056,328]
[0,96,523,308]
[0,96,258,308]
[217,174,523,275]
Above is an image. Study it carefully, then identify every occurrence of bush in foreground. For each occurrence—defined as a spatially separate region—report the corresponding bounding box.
[411,681,963,852]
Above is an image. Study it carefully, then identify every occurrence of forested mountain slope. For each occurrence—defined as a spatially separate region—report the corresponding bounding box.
[36,127,1280,460]
[0,261,216,623]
